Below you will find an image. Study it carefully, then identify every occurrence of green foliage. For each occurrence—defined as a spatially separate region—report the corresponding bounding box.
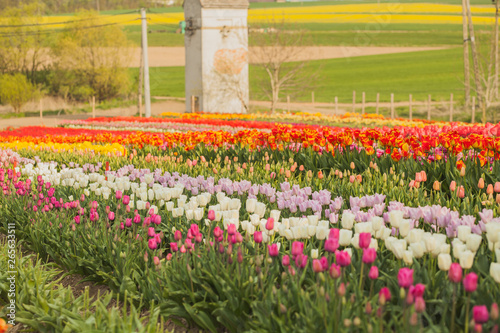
[0,73,38,113]
[49,10,132,102]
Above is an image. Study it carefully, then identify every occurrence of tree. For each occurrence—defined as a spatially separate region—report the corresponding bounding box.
[49,10,132,102]
[0,73,38,113]
[251,19,319,113]
[0,2,50,82]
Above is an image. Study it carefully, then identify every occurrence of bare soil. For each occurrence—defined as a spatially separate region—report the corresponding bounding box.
[130,46,449,67]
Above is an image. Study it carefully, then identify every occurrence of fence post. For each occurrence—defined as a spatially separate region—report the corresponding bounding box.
[450,93,454,122]
[92,96,95,118]
[312,92,315,105]
[362,92,366,114]
[376,93,380,115]
[287,95,290,113]
[39,99,43,120]
[472,96,476,123]
[390,93,395,119]
[352,91,356,113]
[335,96,338,114]
[409,94,412,121]
[190,96,195,114]
[427,94,431,121]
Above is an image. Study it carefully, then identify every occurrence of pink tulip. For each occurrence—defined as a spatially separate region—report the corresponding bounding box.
[398,268,414,288]
[170,242,178,252]
[473,305,489,324]
[174,230,182,241]
[411,283,425,297]
[282,255,290,266]
[324,238,339,253]
[148,227,155,237]
[153,256,160,266]
[148,238,157,250]
[268,244,279,257]
[359,232,371,249]
[463,272,478,293]
[448,263,463,283]
[450,181,457,192]
[415,173,422,182]
[122,195,130,205]
[227,224,237,235]
[74,216,80,224]
[265,217,274,231]
[491,303,499,321]
[115,190,122,200]
[495,182,500,193]
[180,245,186,253]
[133,215,141,224]
[329,228,339,240]
[254,231,263,244]
[338,282,346,296]
[312,259,324,273]
[208,210,215,221]
[108,212,115,221]
[329,263,341,279]
[458,186,465,198]
[487,184,494,195]
[368,266,379,280]
[291,241,304,257]
[478,178,485,189]
[336,250,351,267]
[414,297,426,313]
[379,287,391,305]
[213,226,223,238]
[320,256,328,270]
[362,248,376,264]
[195,233,203,243]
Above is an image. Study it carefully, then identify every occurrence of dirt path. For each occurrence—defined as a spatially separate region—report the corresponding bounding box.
[131,46,450,67]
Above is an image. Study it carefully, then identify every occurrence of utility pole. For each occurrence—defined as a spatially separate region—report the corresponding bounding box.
[138,32,144,117]
[96,0,100,12]
[461,0,470,108]
[495,0,499,98]
[141,8,152,118]
[465,0,486,122]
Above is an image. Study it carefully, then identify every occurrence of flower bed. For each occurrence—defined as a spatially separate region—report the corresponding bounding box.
[0,115,499,332]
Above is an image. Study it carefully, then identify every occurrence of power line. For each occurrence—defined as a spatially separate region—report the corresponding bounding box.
[0,9,139,29]
[0,18,140,38]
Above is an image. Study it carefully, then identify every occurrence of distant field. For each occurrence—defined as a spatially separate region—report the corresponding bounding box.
[139,47,467,104]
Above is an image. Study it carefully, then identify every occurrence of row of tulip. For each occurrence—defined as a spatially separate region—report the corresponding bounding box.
[1,139,500,331]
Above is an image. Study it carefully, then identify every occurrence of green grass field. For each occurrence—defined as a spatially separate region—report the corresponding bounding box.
[137,47,469,104]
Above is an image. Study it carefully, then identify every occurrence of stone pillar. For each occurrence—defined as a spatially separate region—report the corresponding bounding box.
[183,0,249,113]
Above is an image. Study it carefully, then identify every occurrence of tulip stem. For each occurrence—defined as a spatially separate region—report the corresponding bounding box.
[450,284,457,333]
[464,294,471,333]
[358,262,365,292]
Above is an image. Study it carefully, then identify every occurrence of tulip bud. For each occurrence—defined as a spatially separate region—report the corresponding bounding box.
[491,303,499,321]
[433,181,440,191]
[478,178,485,189]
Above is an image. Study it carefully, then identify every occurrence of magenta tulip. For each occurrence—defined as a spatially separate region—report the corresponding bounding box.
[108,212,115,221]
[254,231,263,244]
[398,268,414,288]
[122,195,130,205]
[368,266,379,280]
[329,228,339,240]
[268,244,279,257]
[336,250,351,267]
[208,210,215,221]
[291,241,304,257]
[359,232,371,249]
[282,255,290,266]
[463,272,478,293]
[174,230,182,241]
[148,238,157,250]
[227,224,236,235]
[362,248,376,264]
[329,263,341,279]
[170,242,178,252]
[324,238,339,253]
[411,283,426,297]
[448,263,463,283]
[473,305,489,324]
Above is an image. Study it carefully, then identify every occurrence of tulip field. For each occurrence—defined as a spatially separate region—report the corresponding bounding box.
[1,112,500,332]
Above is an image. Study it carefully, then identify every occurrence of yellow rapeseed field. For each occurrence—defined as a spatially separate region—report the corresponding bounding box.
[2,3,496,27]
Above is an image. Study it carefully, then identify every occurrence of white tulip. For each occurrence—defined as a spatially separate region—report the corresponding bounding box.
[403,251,413,266]
[216,192,226,203]
[185,209,194,221]
[491,263,500,283]
[369,238,378,250]
[440,244,451,255]
[316,227,328,240]
[407,229,424,244]
[230,198,241,210]
[341,212,355,230]
[318,220,329,229]
[459,250,474,269]
[165,202,174,211]
[389,210,404,228]
[339,229,352,246]
[281,219,290,229]
[457,225,471,242]
[371,216,384,231]
[311,249,319,259]
[247,223,256,235]
[351,233,360,249]
[255,202,266,218]
[250,214,260,226]
[409,242,425,259]
[194,208,203,221]
[270,210,281,222]
[289,217,299,228]
[399,219,411,238]
[307,215,319,226]
[284,229,294,240]
[354,222,372,234]
[466,234,482,253]
[392,240,407,259]
[453,243,467,259]
[438,253,452,271]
